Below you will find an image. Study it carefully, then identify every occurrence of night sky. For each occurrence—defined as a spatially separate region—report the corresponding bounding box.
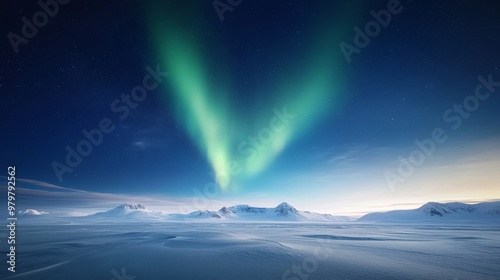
[2,0,500,215]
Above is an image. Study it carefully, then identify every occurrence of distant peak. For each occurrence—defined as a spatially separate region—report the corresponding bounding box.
[274,202,298,217]
[418,201,476,216]
[116,203,147,210]
[425,201,440,205]
[276,202,294,209]
[18,209,49,216]
[419,201,467,209]
[419,202,440,208]
[219,206,234,214]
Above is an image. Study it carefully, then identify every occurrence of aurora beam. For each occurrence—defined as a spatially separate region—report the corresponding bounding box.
[146,1,362,190]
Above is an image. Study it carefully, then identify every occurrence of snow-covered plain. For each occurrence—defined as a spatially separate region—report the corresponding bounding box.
[2,220,500,279]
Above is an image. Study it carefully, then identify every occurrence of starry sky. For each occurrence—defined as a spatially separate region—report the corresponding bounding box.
[1,0,500,216]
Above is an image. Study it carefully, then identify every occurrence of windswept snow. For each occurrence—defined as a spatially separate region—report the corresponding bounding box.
[2,222,499,280]
[5,201,500,279]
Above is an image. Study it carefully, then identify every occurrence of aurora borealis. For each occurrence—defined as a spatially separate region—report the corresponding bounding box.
[147,1,362,188]
[2,0,500,215]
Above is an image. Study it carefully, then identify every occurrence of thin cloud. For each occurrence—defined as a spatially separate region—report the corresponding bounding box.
[1,177,88,193]
[0,177,232,215]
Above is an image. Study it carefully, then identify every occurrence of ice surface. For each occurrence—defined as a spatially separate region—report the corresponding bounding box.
[1,221,499,279]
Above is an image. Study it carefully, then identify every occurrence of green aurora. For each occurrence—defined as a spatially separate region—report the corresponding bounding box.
[146,1,363,189]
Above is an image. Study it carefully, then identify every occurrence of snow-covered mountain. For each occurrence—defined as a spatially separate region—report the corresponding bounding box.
[90,203,166,219]
[184,210,223,219]
[18,209,50,217]
[358,201,500,222]
[177,202,352,222]
[87,202,351,222]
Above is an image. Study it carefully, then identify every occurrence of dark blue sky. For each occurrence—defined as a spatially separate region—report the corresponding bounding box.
[1,0,499,214]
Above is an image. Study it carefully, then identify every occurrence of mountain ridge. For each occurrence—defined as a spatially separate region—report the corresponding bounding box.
[18,209,50,216]
[88,202,352,222]
[359,201,500,222]
[17,201,500,222]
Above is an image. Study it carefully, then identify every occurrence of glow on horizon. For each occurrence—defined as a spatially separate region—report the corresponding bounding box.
[7,174,500,217]
[9,138,500,217]
[277,138,500,216]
